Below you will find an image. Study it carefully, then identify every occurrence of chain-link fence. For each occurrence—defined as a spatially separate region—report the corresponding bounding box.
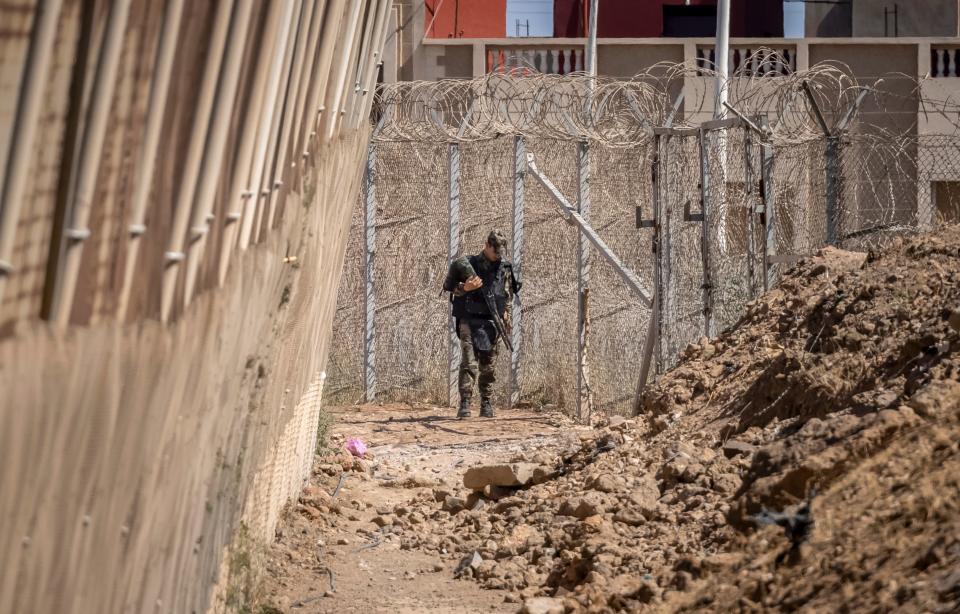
[327,57,960,417]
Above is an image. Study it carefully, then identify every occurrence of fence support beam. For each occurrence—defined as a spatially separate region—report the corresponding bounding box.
[510,135,525,409]
[698,128,715,338]
[0,0,65,307]
[446,141,460,408]
[576,140,591,422]
[363,143,376,402]
[527,154,652,308]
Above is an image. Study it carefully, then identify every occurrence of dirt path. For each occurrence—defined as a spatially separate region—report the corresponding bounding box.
[261,403,586,613]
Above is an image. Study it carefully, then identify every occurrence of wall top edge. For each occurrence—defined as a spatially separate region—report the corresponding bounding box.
[423,37,960,46]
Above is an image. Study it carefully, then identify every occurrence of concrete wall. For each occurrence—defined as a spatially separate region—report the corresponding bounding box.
[806,0,959,38]
[0,0,386,611]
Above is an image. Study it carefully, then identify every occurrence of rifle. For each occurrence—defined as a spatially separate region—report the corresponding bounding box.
[481,285,513,352]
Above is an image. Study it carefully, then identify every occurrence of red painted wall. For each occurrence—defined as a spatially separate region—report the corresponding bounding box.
[552,0,783,38]
[425,0,507,38]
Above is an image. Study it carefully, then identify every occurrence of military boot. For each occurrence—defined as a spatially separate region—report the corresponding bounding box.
[457,397,471,419]
[480,398,494,418]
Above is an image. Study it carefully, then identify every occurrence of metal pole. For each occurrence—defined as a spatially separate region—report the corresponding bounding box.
[714,0,730,118]
[585,0,598,76]
[363,143,377,402]
[576,140,591,422]
[760,117,776,291]
[633,134,662,415]
[334,0,369,140]
[352,0,392,130]
[744,126,757,297]
[264,0,318,232]
[289,0,329,171]
[304,0,347,149]
[252,0,301,243]
[698,128,715,338]
[49,0,132,326]
[510,135,524,409]
[238,0,296,250]
[159,0,235,322]
[825,135,840,245]
[446,140,460,408]
[182,0,256,309]
[217,0,286,286]
[321,0,363,143]
[0,0,65,306]
[116,0,184,320]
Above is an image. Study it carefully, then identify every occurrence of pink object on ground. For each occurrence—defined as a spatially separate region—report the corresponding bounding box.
[345,438,367,457]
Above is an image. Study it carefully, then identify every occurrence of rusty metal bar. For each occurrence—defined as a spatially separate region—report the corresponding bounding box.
[159,0,235,322]
[0,0,65,307]
[49,0,133,326]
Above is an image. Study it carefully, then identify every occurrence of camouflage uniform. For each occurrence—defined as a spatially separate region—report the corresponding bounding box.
[443,231,520,417]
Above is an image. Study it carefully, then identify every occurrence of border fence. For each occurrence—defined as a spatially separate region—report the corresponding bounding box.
[327,54,960,419]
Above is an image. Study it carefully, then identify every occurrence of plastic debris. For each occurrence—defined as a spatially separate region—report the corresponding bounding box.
[345,438,367,457]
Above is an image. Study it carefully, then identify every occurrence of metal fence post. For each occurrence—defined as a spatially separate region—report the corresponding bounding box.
[576,139,592,422]
[743,126,758,298]
[363,143,376,402]
[698,128,715,338]
[446,140,460,408]
[653,134,666,375]
[510,135,524,408]
[825,135,840,245]
[760,117,776,291]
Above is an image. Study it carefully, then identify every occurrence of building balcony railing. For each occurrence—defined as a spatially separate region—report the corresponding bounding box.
[695,45,797,76]
[931,46,960,77]
[487,46,585,75]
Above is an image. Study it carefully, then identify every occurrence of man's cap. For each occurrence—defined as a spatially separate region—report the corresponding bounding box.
[487,230,508,256]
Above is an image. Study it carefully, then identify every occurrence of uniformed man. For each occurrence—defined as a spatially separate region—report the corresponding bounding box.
[442,230,521,418]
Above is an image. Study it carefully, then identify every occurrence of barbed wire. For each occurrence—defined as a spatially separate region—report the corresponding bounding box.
[373,50,960,147]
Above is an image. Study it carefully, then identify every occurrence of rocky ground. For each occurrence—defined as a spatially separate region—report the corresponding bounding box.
[260,227,960,613]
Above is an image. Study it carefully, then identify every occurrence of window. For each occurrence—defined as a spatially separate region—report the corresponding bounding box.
[663,5,717,37]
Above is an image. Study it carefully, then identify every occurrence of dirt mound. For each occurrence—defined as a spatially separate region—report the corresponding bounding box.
[392,227,960,611]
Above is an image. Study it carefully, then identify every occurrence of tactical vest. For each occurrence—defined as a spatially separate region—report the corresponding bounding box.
[451,255,513,320]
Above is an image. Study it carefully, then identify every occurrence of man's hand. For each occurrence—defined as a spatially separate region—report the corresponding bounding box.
[504,322,512,338]
[463,276,483,292]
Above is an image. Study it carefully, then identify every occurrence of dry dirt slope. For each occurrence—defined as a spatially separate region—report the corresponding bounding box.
[262,227,960,613]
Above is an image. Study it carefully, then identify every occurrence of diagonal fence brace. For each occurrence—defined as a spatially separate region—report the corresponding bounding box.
[526,153,653,308]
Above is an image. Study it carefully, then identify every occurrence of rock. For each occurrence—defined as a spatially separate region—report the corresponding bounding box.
[559,494,604,519]
[463,463,543,491]
[483,484,519,500]
[949,309,960,333]
[722,440,758,459]
[613,509,646,526]
[522,596,565,614]
[589,473,622,493]
[443,496,466,513]
[371,515,393,527]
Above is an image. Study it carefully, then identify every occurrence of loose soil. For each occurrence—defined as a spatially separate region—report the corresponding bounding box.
[261,227,960,613]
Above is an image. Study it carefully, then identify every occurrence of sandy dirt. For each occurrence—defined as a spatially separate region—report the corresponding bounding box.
[262,227,960,613]
[260,404,586,613]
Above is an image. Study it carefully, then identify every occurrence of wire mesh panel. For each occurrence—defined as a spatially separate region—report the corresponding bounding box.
[660,133,705,368]
[371,142,448,401]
